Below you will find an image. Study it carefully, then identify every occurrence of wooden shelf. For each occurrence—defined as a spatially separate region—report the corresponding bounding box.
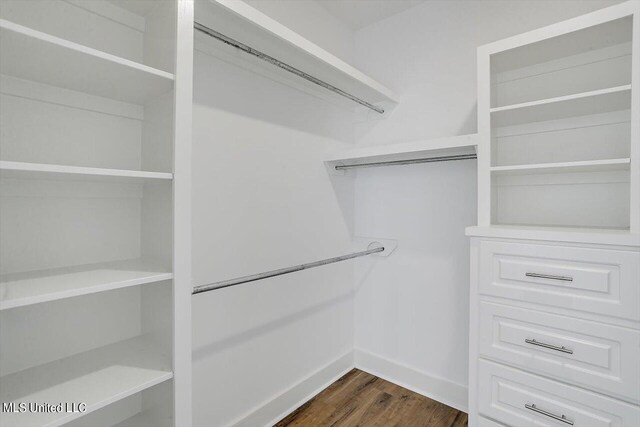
[325,134,478,168]
[0,161,173,182]
[196,0,398,111]
[490,85,631,126]
[0,335,172,427]
[0,19,174,104]
[0,259,172,311]
[490,158,630,176]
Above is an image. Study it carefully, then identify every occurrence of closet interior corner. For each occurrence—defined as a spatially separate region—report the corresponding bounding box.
[2,0,639,426]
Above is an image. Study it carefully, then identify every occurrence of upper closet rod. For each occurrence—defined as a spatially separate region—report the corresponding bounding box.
[335,153,477,170]
[193,21,385,114]
[192,246,384,295]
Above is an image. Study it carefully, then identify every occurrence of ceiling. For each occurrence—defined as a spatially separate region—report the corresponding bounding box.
[317,0,426,30]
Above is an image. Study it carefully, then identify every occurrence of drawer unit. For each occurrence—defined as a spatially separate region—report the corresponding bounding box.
[478,359,640,427]
[478,416,504,427]
[478,240,640,321]
[479,301,640,403]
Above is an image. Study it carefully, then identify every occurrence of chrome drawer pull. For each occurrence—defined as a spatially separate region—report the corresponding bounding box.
[525,404,574,425]
[525,338,573,354]
[526,272,573,281]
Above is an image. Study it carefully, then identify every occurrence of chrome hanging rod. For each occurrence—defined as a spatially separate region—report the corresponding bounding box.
[193,21,385,114]
[192,246,384,295]
[335,153,477,170]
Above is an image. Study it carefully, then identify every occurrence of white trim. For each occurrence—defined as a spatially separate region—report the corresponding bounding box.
[629,1,640,232]
[172,1,194,426]
[465,225,640,247]
[354,348,468,413]
[227,349,470,426]
[230,351,354,427]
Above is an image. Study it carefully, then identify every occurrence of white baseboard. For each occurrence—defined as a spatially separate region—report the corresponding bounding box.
[231,351,355,427]
[354,348,468,413]
[231,349,467,426]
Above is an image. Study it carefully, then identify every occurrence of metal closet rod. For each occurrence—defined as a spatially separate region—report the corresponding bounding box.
[193,21,385,114]
[192,246,384,295]
[335,153,478,170]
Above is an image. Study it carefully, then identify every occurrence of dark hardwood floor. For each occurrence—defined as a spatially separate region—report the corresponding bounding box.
[274,369,468,427]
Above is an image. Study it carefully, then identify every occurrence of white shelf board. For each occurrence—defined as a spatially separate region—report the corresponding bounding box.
[491,85,631,127]
[0,259,172,311]
[113,411,173,427]
[325,134,478,166]
[195,0,398,111]
[0,19,174,104]
[466,225,640,247]
[490,158,630,176]
[0,335,173,427]
[0,161,173,182]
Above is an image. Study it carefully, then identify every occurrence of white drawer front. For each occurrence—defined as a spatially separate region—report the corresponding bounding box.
[478,416,505,427]
[479,301,640,403]
[479,360,640,427]
[478,241,640,321]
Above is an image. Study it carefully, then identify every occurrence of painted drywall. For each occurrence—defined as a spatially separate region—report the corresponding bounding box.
[191,46,357,427]
[350,0,624,408]
[245,0,355,62]
[353,0,623,145]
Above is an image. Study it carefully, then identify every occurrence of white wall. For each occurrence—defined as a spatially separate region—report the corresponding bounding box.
[350,0,624,412]
[245,0,355,62]
[190,19,356,426]
[353,0,623,145]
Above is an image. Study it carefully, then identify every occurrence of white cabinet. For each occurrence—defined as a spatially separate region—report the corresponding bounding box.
[478,360,640,427]
[477,240,640,321]
[469,2,640,426]
[478,301,640,403]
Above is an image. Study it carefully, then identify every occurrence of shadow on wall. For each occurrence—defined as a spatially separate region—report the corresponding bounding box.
[192,48,356,143]
[192,288,355,362]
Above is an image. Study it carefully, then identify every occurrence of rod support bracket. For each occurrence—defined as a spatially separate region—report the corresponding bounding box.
[355,236,397,257]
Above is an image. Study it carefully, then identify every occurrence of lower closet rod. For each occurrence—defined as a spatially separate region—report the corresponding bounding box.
[335,153,477,170]
[192,246,384,295]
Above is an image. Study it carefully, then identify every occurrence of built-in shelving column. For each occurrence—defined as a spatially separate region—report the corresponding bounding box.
[0,0,192,425]
[476,2,639,232]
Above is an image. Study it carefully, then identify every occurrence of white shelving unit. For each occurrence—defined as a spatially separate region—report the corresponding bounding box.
[0,335,172,427]
[477,2,639,231]
[0,259,172,310]
[0,19,175,104]
[195,0,398,113]
[0,1,193,426]
[325,134,477,170]
[469,4,640,427]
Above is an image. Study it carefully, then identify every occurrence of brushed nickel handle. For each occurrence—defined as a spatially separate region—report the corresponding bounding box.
[526,272,573,281]
[525,403,574,425]
[525,339,573,354]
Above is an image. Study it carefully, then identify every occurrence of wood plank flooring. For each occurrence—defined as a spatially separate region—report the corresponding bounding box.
[274,369,468,427]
